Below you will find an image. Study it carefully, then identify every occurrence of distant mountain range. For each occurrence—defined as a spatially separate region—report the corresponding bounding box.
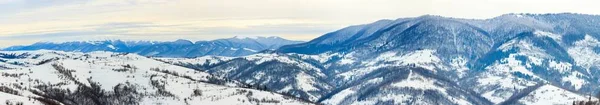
[2,36,304,57]
[3,13,600,105]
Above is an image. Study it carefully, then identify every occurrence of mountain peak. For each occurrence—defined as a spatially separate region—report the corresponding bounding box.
[230,36,286,40]
[416,14,444,19]
[172,39,193,45]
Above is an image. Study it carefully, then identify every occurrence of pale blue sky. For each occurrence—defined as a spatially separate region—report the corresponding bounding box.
[1,0,599,48]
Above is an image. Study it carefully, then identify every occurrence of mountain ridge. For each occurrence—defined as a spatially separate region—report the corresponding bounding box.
[2,36,304,57]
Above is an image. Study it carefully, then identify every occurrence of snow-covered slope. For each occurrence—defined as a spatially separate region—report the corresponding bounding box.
[156,56,234,70]
[512,85,588,105]
[0,50,311,105]
[321,67,491,105]
[162,52,337,102]
[203,53,332,102]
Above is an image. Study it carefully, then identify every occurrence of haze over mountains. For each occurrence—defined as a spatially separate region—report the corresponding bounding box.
[3,36,304,57]
[2,13,600,105]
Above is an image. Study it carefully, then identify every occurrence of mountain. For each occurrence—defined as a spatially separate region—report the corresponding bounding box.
[2,36,304,57]
[0,50,312,105]
[3,13,599,105]
[159,53,334,102]
[501,84,588,105]
[161,13,600,105]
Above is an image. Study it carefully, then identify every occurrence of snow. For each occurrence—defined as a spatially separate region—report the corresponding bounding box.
[358,70,471,105]
[0,51,309,105]
[337,52,357,65]
[481,91,507,104]
[294,52,339,64]
[338,64,389,81]
[0,92,43,105]
[245,53,295,64]
[243,48,258,52]
[562,72,586,90]
[475,54,543,103]
[515,14,524,18]
[568,35,600,71]
[534,30,562,41]
[548,60,572,73]
[498,38,551,61]
[391,71,446,92]
[476,56,540,104]
[371,49,441,70]
[471,33,594,104]
[450,57,469,77]
[0,50,73,67]
[295,72,319,91]
[337,49,448,85]
[398,50,440,64]
[107,45,116,50]
[498,54,537,77]
[337,54,356,65]
[321,89,356,105]
[518,85,588,105]
[152,52,329,102]
[573,35,600,46]
[243,53,325,77]
[157,56,233,66]
[338,58,354,65]
[527,56,543,66]
[498,39,519,51]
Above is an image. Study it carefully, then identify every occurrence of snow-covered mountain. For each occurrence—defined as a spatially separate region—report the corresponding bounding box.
[161,13,600,105]
[2,36,304,57]
[3,13,600,105]
[160,53,333,102]
[0,50,312,105]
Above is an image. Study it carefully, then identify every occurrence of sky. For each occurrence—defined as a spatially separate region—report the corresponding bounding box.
[1,0,600,48]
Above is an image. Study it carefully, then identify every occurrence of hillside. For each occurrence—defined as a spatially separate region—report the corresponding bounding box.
[0,50,311,105]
